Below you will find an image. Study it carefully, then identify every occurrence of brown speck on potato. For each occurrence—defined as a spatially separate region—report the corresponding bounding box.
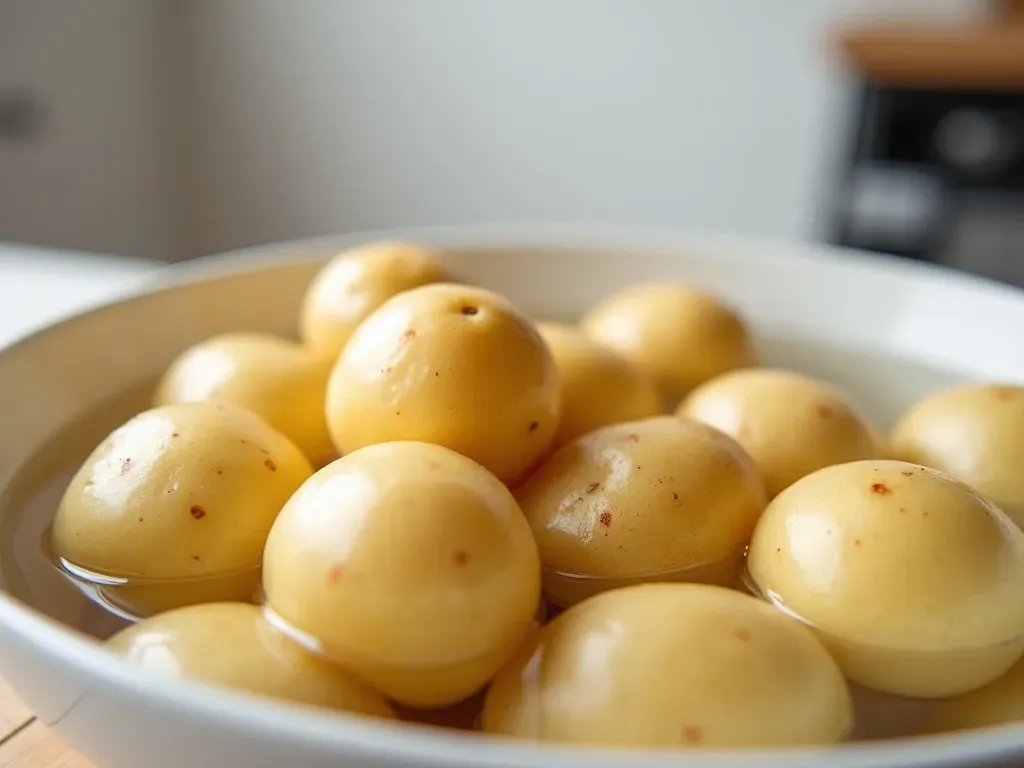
[854,539,862,546]
[403,328,417,340]
[216,469,223,475]
[461,305,478,316]
[625,433,640,443]
[599,510,613,527]
[871,483,891,495]
[120,458,132,474]
[395,410,401,416]
[240,439,248,445]
[137,517,144,523]
[264,458,277,471]
[901,471,914,477]
[816,404,835,418]
[776,547,781,553]
[190,505,207,520]
[528,421,539,433]
[994,387,1019,402]
[327,564,344,584]
[586,482,600,494]
[259,447,269,455]
[434,371,440,377]
[733,628,751,642]
[171,432,179,438]
[192,555,201,561]
[682,725,703,744]
[454,550,470,566]
[672,492,679,501]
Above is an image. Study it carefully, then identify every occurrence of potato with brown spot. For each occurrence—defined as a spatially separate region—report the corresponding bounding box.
[52,403,312,585]
[580,283,756,401]
[679,368,880,497]
[482,583,852,747]
[536,322,662,447]
[155,333,336,466]
[516,416,766,606]
[891,383,1024,528]
[108,603,394,719]
[747,460,1024,697]
[325,284,560,485]
[299,241,450,360]
[263,441,540,707]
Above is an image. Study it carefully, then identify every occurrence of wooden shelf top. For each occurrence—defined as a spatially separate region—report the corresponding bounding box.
[836,24,1024,90]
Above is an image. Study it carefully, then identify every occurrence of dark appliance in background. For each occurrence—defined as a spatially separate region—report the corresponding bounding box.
[831,3,1024,287]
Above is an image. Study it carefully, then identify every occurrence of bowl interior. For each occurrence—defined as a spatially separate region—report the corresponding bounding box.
[0,230,1022,762]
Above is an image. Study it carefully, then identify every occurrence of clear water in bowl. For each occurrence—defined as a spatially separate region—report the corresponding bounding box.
[0,335,971,735]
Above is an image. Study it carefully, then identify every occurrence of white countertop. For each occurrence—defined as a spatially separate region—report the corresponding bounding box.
[0,243,162,349]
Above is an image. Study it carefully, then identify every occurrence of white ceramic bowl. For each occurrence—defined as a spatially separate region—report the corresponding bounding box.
[1,226,1023,768]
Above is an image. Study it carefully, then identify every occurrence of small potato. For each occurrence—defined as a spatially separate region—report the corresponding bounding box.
[300,241,450,360]
[52,403,312,581]
[747,460,1024,698]
[580,283,756,401]
[155,333,335,466]
[517,416,766,606]
[108,603,395,719]
[325,284,559,485]
[891,384,1024,528]
[536,322,662,447]
[483,583,852,747]
[921,655,1024,734]
[679,369,879,497]
[262,442,541,707]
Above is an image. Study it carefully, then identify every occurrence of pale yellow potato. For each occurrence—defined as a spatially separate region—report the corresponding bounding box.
[921,654,1024,734]
[155,333,335,466]
[536,322,662,447]
[747,460,1024,698]
[52,402,312,580]
[516,416,766,606]
[679,369,879,497]
[299,241,450,360]
[483,583,852,747]
[262,441,541,707]
[108,603,395,719]
[325,284,560,485]
[580,283,756,401]
[891,384,1024,528]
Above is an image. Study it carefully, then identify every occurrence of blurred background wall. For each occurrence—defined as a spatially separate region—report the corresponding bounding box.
[0,0,984,261]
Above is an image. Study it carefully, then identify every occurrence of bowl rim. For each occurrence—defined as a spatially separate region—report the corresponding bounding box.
[2,224,1023,768]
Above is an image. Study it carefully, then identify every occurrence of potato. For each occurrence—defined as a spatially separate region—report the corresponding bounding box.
[483,583,852,747]
[325,284,559,485]
[52,402,312,581]
[155,333,335,466]
[891,384,1024,528]
[536,322,662,447]
[262,441,541,707]
[920,655,1024,734]
[108,603,394,719]
[299,241,450,360]
[580,283,756,401]
[517,416,766,606]
[747,460,1024,697]
[679,369,879,497]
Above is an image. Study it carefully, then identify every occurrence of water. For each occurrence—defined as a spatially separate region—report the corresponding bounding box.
[0,336,973,735]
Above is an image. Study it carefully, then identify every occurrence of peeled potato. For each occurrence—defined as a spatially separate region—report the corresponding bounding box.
[108,603,395,719]
[536,322,662,447]
[325,284,559,485]
[300,241,450,360]
[580,283,756,401]
[262,441,541,707]
[747,460,1024,697]
[517,416,765,605]
[52,402,312,581]
[155,333,335,466]
[483,583,852,747]
[891,383,1024,528]
[679,369,879,497]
